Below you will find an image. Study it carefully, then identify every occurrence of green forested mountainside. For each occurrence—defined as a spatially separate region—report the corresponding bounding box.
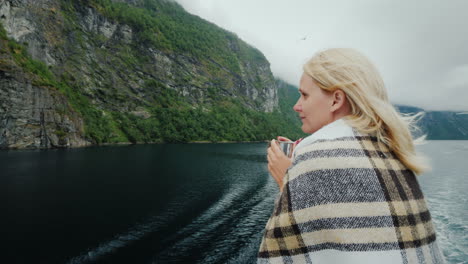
[85,0,266,73]
[0,22,303,144]
[2,0,461,149]
[0,0,304,148]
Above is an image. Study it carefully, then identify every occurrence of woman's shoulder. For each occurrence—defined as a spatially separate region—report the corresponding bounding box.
[288,118,405,183]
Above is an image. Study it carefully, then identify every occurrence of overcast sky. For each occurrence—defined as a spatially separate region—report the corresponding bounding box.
[174,0,468,111]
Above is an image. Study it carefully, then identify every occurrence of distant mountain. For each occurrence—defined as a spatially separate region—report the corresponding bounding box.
[273,81,468,140]
[396,105,468,140]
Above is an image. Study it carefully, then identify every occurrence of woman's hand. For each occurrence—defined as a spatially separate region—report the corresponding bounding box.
[267,138,294,192]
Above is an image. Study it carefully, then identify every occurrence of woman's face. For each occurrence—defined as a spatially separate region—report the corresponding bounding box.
[293,73,334,134]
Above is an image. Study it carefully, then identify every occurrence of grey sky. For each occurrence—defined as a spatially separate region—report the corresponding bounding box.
[174,0,468,111]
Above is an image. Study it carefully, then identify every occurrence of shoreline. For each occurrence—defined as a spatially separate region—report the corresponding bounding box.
[2,139,467,151]
[0,140,270,151]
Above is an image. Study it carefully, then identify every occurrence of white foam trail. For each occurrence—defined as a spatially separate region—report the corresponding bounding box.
[66,213,172,264]
[221,179,278,264]
[152,176,275,263]
[191,177,277,263]
[67,171,277,264]
[64,191,199,264]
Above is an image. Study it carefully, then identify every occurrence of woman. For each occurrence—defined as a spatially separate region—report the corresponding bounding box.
[258,48,446,263]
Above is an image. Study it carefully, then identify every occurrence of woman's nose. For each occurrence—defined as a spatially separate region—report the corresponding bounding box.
[293,101,302,112]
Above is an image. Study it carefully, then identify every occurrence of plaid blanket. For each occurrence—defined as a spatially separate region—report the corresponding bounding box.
[258,119,446,263]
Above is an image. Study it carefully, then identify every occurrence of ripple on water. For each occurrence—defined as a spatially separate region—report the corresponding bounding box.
[151,175,276,264]
[417,141,468,264]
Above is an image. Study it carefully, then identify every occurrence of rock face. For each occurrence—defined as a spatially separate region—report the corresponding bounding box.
[0,62,89,149]
[0,0,59,66]
[0,0,279,148]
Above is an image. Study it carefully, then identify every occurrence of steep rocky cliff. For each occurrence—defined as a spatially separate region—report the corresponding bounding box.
[0,20,89,148]
[0,0,281,148]
[0,70,89,148]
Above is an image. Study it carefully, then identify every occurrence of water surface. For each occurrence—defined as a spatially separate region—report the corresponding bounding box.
[1,141,466,263]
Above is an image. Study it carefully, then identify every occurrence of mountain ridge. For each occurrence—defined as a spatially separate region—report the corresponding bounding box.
[0,0,464,150]
[0,0,303,149]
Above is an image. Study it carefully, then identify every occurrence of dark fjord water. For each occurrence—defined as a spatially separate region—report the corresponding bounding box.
[1,141,466,264]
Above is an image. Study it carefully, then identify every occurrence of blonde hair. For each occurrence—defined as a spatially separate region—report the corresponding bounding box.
[303,48,429,174]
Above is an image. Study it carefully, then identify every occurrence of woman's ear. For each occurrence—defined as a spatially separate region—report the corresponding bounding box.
[330,90,346,112]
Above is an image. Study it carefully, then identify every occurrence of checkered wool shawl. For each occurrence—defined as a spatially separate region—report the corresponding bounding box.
[258,119,446,264]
